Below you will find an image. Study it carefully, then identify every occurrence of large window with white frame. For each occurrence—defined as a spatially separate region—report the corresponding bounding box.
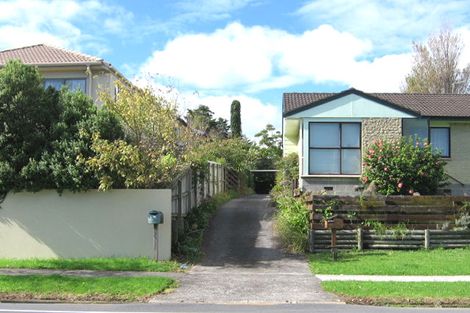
[308,122,361,175]
[44,78,86,93]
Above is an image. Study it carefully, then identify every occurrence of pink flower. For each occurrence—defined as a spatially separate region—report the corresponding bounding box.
[362,176,369,183]
[397,182,403,189]
[409,189,414,195]
[368,149,375,155]
[384,167,388,172]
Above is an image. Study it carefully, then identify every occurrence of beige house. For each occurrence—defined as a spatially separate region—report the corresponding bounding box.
[0,44,125,106]
[283,88,470,195]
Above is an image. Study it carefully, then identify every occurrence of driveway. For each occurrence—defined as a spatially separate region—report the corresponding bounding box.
[153,194,341,304]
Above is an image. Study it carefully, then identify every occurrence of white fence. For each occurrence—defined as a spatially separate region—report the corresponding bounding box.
[0,189,172,260]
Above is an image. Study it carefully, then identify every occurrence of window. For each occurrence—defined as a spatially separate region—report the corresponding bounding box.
[402,118,428,141]
[309,122,361,175]
[44,78,86,93]
[430,127,450,157]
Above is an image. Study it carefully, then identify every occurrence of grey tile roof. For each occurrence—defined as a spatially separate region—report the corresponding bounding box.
[0,44,103,66]
[283,89,470,118]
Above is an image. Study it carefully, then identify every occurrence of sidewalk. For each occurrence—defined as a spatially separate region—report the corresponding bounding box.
[0,268,184,279]
[316,274,470,282]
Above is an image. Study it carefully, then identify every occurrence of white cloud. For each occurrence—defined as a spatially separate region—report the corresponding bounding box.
[0,0,134,53]
[139,22,412,92]
[296,0,470,53]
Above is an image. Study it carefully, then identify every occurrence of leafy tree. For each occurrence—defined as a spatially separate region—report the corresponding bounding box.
[230,99,241,137]
[404,28,470,94]
[186,105,229,138]
[0,60,124,194]
[254,124,282,169]
[89,82,194,190]
[0,60,60,194]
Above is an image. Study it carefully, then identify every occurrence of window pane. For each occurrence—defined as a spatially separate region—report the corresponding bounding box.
[66,79,86,92]
[403,118,428,141]
[309,123,340,148]
[430,128,450,157]
[309,149,340,174]
[342,123,360,147]
[341,149,361,174]
[44,79,64,90]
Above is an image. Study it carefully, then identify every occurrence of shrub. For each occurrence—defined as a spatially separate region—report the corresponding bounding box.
[362,138,447,195]
[275,195,309,253]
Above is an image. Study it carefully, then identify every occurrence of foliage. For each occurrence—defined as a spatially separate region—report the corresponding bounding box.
[362,138,447,195]
[89,82,193,190]
[275,195,309,253]
[455,201,470,230]
[187,137,257,173]
[254,124,282,169]
[173,191,239,262]
[404,27,470,94]
[0,61,123,194]
[276,153,299,183]
[230,99,241,137]
[316,199,342,221]
[186,105,229,138]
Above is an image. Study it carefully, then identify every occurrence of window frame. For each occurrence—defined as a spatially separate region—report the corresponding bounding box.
[44,78,87,93]
[308,122,362,175]
[430,126,451,158]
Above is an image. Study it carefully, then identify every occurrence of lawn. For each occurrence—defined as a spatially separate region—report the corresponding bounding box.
[0,258,180,272]
[322,281,470,306]
[309,248,470,275]
[0,275,175,302]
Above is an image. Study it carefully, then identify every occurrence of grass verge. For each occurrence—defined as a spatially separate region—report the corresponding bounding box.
[0,275,175,302]
[0,258,180,272]
[310,248,470,275]
[322,281,470,307]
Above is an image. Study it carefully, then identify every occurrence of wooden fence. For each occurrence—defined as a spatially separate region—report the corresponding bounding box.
[171,161,239,242]
[307,195,470,251]
[307,195,470,230]
[309,229,470,251]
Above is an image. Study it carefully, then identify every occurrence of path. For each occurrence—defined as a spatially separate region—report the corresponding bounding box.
[153,194,341,304]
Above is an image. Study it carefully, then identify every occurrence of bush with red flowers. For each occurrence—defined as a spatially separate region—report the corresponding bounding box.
[362,138,447,195]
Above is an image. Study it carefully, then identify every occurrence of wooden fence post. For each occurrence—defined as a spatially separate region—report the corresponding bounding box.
[357,227,363,251]
[309,229,315,253]
[424,229,430,249]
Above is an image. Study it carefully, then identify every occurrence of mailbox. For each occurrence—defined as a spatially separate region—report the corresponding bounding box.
[148,210,164,224]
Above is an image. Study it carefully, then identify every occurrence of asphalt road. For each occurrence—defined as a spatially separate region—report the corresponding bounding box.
[0,303,468,313]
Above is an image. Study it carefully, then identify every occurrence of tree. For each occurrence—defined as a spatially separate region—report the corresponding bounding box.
[404,28,470,94]
[186,105,229,138]
[0,60,124,194]
[254,124,282,169]
[230,100,241,137]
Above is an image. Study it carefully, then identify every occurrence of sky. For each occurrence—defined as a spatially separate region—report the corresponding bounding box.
[1,0,470,138]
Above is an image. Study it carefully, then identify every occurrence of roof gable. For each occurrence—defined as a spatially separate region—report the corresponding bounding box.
[285,89,418,119]
[0,44,103,66]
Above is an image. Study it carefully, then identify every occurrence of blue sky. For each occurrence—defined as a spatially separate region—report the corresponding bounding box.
[1,0,470,137]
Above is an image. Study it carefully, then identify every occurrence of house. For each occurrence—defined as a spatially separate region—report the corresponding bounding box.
[0,44,125,106]
[283,88,470,195]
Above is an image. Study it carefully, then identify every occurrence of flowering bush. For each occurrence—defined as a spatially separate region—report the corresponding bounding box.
[362,138,447,195]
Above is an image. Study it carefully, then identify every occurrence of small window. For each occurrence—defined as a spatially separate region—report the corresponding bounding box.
[430,127,450,158]
[44,78,86,93]
[403,118,428,142]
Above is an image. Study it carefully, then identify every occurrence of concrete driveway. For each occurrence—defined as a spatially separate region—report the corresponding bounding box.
[153,194,341,304]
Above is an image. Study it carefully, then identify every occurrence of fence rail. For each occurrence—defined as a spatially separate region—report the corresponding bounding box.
[309,229,470,252]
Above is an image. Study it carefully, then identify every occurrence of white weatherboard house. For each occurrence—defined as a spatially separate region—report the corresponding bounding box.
[283,88,470,195]
[0,44,124,105]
